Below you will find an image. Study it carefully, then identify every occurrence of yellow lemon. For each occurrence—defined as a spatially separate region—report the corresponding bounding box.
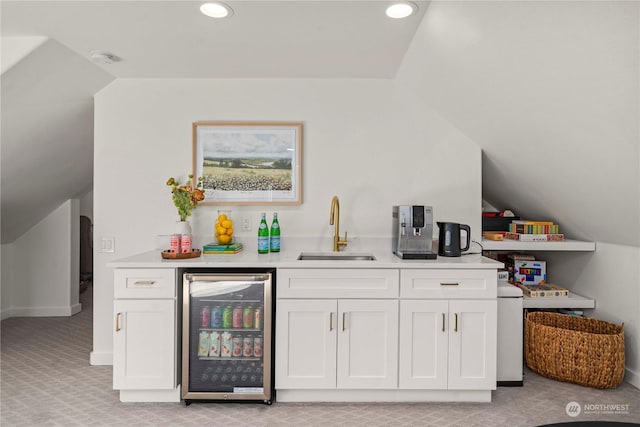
[216,225,227,235]
[217,234,231,244]
[226,227,234,236]
[217,213,228,222]
[221,219,233,229]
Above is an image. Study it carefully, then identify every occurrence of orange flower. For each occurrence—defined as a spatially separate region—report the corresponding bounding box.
[166,174,204,221]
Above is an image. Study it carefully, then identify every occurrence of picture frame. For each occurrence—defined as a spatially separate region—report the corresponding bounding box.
[193,121,302,205]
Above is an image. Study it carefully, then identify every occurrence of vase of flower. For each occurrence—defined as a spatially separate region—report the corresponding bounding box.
[166,174,204,253]
[175,220,192,236]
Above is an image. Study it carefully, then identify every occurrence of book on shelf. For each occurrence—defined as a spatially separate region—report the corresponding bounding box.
[504,232,564,241]
[483,231,505,241]
[505,252,536,283]
[202,242,243,254]
[518,283,569,298]
[514,260,546,284]
[509,222,559,234]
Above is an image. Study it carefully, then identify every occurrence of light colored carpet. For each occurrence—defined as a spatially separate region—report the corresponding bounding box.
[1,285,638,426]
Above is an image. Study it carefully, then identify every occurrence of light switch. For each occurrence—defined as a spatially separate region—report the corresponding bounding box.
[99,236,115,253]
[241,215,252,231]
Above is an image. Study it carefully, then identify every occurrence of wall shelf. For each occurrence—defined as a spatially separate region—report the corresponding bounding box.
[523,291,595,309]
[481,238,595,252]
[482,238,596,309]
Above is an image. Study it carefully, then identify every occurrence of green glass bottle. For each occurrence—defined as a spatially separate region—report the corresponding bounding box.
[270,212,280,252]
[258,213,269,254]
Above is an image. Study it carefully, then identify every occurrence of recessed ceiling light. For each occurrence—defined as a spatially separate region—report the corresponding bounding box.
[200,2,233,18]
[386,2,417,19]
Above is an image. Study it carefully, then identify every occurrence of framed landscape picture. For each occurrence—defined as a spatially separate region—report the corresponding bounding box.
[193,121,302,205]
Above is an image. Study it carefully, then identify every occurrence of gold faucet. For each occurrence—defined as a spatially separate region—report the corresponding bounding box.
[330,195,348,252]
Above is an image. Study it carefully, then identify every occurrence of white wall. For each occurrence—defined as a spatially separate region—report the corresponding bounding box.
[3,199,81,318]
[91,78,481,363]
[1,243,13,319]
[78,188,93,221]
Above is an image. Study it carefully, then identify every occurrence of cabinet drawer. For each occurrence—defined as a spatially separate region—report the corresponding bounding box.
[114,269,176,299]
[400,269,496,299]
[277,269,399,298]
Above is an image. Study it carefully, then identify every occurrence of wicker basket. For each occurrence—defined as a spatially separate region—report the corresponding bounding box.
[525,311,625,389]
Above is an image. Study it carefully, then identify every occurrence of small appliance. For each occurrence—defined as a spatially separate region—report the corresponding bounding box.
[392,205,436,259]
[437,222,471,257]
[497,281,524,386]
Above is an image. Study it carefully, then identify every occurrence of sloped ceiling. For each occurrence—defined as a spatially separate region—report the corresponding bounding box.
[397,1,639,247]
[1,39,114,243]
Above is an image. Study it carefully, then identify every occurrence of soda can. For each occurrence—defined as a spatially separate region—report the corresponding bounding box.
[198,331,210,357]
[232,304,243,328]
[209,331,221,357]
[221,332,233,357]
[243,306,254,329]
[170,234,181,253]
[180,234,192,253]
[211,305,222,328]
[222,305,233,329]
[253,335,263,357]
[243,335,254,357]
[200,305,211,328]
[232,335,243,357]
[254,307,263,330]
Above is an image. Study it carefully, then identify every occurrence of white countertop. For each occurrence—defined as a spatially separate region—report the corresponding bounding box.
[108,237,504,270]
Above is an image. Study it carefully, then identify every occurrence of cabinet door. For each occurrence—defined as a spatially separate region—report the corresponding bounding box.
[398,300,448,389]
[275,299,337,389]
[113,299,176,390]
[337,300,398,389]
[447,300,497,390]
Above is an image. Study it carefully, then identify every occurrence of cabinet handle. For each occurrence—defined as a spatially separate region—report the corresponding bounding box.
[133,280,155,286]
[330,312,334,331]
[454,313,458,332]
[115,313,122,332]
[342,312,347,331]
[440,282,459,286]
[442,313,445,332]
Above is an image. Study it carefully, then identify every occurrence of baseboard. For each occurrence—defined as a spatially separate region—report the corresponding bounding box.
[9,305,81,317]
[625,367,639,389]
[0,307,12,320]
[70,302,82,316]
[119,387,181,403]
[90,351,113,366]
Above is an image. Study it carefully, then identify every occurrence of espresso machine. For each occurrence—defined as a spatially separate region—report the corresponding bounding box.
[392,205,437,259]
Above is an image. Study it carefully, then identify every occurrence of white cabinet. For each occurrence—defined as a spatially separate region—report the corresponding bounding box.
[276,299,336,389]
[113,299,176,389]
[399,269,497,392]
[398,300,448,389]
[447,300,497,389]
[275,298,398,390]
[399,300,496,390]
[276,267,497,402]
[112,268,179,402]
[337,299,398,389]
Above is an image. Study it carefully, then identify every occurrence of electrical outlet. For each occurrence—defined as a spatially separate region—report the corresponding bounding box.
[99,236,115,253]
[241,215,252,231]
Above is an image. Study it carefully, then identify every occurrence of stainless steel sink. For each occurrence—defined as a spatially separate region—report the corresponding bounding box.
[297,252,376,261]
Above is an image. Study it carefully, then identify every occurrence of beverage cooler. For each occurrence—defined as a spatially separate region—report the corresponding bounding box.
[181,270,275,405]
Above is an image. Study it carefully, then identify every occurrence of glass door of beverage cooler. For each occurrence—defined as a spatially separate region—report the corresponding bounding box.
[182,272,273,404]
